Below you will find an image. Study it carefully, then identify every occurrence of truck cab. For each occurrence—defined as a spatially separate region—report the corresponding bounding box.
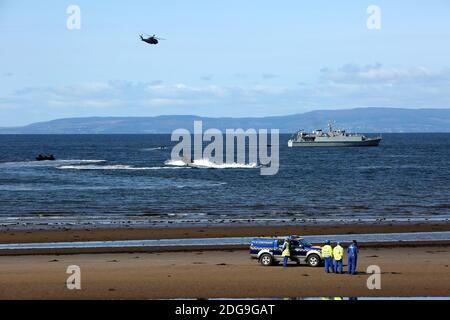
[249,236,322,267]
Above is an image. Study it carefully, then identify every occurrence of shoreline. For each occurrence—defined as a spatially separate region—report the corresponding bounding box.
[1,222,449,245]
[2,216,449,231]
[1,241,450,257]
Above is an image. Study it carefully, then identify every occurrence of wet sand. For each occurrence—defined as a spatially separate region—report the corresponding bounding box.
[0,246,449,299]
[1,222,449,244]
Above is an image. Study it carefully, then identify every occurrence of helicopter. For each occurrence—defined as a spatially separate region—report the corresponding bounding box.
[140,33,165,45]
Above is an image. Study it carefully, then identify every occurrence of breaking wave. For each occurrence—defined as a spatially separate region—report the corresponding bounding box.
[58,164,189,170]
[140,147,168,151]
[58,165,149,170]
[165,159,259,169]
[0,160,106,168]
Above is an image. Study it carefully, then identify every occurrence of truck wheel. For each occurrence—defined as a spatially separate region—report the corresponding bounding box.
[259,253,273,266]
[307,254,321,267]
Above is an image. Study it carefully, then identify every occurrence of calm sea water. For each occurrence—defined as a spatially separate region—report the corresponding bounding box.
[0,134,449,228]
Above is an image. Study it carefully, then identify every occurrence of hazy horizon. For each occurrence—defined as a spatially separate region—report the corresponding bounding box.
[1,107,449,133]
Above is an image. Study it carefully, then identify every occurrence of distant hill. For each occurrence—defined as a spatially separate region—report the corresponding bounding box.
[1,108,450,133]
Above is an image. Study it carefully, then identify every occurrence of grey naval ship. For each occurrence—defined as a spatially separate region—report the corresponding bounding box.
[288,123,382,147]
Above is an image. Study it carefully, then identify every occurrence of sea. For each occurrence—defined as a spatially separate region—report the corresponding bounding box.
[0,133,449,229]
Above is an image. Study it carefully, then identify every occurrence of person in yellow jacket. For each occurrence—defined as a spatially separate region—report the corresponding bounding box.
[282,237,291,268]
[333,242,344,274]
[322,240,333,273]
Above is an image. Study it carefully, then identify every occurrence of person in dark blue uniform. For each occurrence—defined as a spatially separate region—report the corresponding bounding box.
[347,240,359,275]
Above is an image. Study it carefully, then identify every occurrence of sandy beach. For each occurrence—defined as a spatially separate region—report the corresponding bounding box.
[0,245,449,299]
[1,223,449,299]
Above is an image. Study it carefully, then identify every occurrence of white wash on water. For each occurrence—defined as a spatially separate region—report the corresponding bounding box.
[171,121,279,175]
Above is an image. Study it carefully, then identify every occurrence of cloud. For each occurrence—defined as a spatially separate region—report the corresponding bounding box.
[234,73,247,79]
[313,64,450,107]
[1,63,450,126]
[261,73,277,80]
[201,75,213,81]
[320,63,450,85]
[149,80,163,86]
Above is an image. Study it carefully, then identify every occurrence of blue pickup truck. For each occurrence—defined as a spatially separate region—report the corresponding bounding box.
[249,236,323,267]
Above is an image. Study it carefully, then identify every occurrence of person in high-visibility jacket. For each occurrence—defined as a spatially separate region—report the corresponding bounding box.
[282,237,291,268]
[321,240,333,273]
[333,242,344,274]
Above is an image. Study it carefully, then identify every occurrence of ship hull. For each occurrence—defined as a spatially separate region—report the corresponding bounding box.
[288,138,381,147]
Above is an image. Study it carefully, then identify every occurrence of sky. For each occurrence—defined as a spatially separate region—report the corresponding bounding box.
[0,0,450,126]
